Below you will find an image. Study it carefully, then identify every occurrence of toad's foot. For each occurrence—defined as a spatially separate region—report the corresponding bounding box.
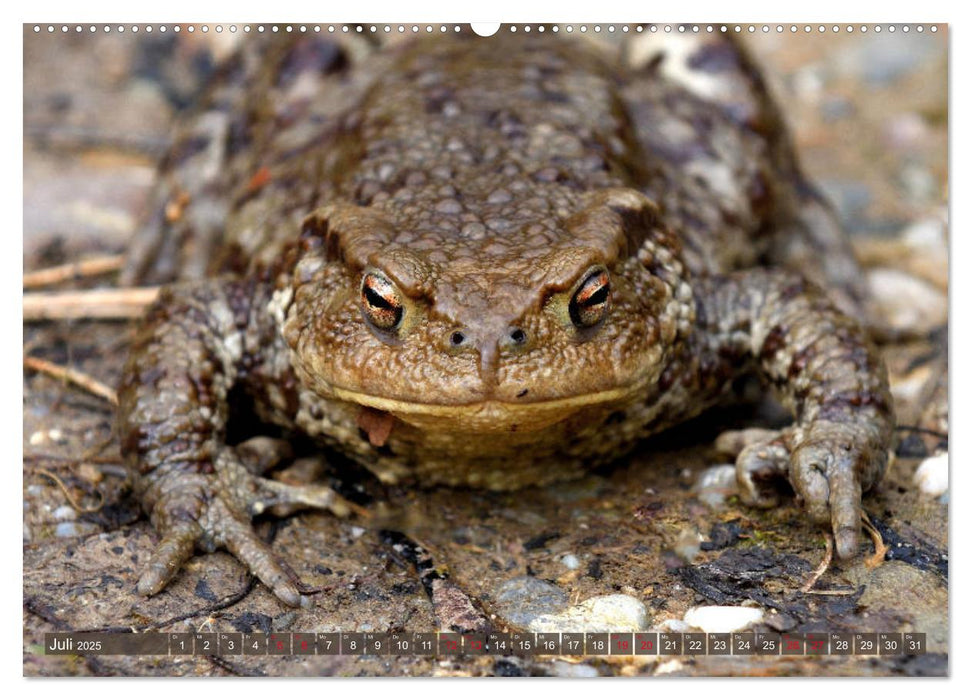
[727,430,789,509]
[716,426,788,507]
[734,419,887,559]
[137,447,357,607]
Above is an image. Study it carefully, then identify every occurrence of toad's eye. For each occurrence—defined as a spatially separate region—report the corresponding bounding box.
[361,271,404,331]
[569,268,611,328]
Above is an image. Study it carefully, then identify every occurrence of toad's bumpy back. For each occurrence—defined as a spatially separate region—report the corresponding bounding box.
[123,32,868,311]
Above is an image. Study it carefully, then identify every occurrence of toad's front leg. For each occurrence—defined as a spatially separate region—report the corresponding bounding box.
[117,280,351,607]
[694,270,894,558]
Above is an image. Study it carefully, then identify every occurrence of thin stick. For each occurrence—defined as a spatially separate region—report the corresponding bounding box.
[801,532,834,593]
[24,453,122,465]
[862,513,890,568]
[36,467,105,514]
[23,287,159,321]
[23,255,125,289]
[24,355,118,406]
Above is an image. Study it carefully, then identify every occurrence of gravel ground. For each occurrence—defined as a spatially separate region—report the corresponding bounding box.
[23,24,948,677]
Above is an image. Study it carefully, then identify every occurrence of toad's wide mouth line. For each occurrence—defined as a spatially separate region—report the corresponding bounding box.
[329,385,638,416]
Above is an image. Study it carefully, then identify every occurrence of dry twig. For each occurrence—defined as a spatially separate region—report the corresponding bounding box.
[23,287,159,321]
[801,531,835,593]
[35,467,104,513]
[862,513,890,568]
[23,355,118,405]
[23,255,125,289]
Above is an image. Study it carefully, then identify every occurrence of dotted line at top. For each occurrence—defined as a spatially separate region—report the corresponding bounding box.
[30,23,940,35]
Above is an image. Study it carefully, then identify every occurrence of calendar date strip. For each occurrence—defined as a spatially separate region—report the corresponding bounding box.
[44,631,926,656]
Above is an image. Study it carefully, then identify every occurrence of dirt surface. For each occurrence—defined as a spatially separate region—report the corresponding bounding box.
[23,24,948,677]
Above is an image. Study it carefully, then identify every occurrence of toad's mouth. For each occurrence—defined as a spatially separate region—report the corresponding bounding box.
[328,384,640,433]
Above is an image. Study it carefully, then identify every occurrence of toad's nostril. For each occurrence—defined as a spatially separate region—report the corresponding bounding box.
[509,328,527,345]
[450,331,467,347]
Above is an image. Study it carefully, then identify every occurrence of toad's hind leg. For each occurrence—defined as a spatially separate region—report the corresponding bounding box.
[622,32,868,315]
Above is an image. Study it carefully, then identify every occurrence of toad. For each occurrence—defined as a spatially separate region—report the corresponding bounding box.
[118,31,893,607]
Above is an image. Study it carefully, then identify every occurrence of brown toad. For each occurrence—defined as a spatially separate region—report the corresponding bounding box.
[118,31,893,607]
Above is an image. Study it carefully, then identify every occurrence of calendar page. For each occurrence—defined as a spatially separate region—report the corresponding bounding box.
[22,17,949,678]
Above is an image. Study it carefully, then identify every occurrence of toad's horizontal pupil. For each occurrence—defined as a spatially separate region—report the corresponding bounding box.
[581,283,609,307]
[364,283,396,310]
[569,270,610,328]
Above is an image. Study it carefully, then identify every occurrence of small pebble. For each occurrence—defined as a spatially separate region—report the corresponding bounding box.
[818,179,871,222]
[529,594,650,633]
[494,576,569,628]
[903,216,947,250]
[900,165,937,203]
[550,660,600,677]
[884,112,930,150]
[891,364,933,404]
[52,505,77,521]
[348,526,366,539]
[654,659,684,675]
[821,96,853,121]
[914,452,948,497]
[683,605,765,633]
[561,554,581,570]
[792,66,825,100]
[694,464,738,508]
[55,522,79,538]
[673,527,702,563]
[655,618,692,633]
[78,463,103,484]
[868,268,946,333]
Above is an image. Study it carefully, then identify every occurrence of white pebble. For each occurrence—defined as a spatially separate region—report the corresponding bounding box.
[890,365,932,404]
[674,527,702,563]
[654,659,685,675]
[867,268,946,332]
[29,431,46,446]
[903,216,946,250]
[694,464,738,508]
[655,618,692,633]
[683,605,764,633]
[550,660,600,677]
[52,505,77,521]
[349,526,366,539]
[561,554,581,570]
[55,522,79,538]
[914,452,948,497]
[529,594,649,633]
